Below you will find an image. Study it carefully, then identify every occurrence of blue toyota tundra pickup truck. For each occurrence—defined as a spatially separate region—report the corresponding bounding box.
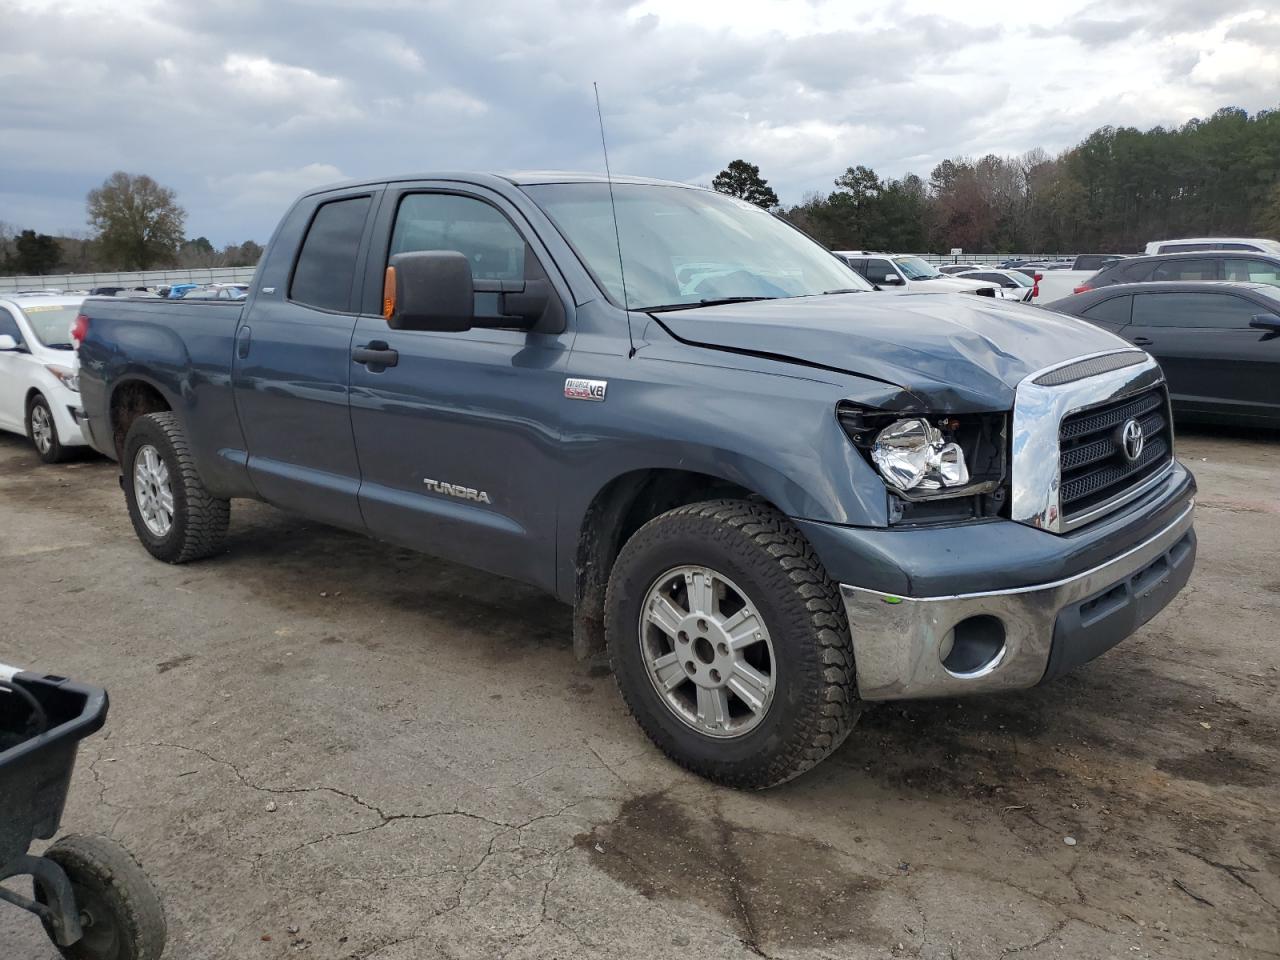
[74,172,1196,787]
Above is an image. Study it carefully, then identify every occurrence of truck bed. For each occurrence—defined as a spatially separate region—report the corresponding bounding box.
[76,295,248,474]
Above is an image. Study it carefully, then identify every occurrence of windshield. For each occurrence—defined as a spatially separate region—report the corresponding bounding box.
[19,304,80,349]
[523,182,872,310]
[892,256,943,280]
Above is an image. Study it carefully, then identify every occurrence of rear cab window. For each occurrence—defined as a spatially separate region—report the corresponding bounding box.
[290,195,374,312]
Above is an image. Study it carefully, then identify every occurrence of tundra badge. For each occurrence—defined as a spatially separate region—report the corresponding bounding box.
[423,478,492,504]
[564,378,607,401]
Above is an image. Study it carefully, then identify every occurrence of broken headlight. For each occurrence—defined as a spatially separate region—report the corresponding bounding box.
[870,418,969,493]
[837,403,1009,522]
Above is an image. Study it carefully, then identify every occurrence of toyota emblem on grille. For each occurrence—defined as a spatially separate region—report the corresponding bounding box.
[1120,418,1145,462]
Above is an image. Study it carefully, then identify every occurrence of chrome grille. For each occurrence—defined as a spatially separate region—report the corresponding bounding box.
[1058,385,1173,524]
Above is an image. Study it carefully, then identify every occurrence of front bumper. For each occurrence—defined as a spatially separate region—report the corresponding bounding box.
[839,500,1195,700]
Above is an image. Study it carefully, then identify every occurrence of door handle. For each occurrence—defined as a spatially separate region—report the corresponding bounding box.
[236,325,252,359]
[352,341,399,368]
[1131,336,1153,346]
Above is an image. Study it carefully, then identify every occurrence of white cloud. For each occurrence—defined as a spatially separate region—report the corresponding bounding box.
[0,0,1276,244]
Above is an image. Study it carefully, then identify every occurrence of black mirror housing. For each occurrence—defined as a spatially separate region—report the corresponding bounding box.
[1250,313,1280,334]
[387,251,475,332]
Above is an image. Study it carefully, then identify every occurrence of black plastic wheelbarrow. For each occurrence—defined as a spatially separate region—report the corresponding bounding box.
[1,663,166,960]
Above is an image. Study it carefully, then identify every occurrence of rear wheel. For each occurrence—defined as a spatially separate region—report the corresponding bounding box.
[122,412,229,563]
[27,394,70,463]
[606,499,859,788]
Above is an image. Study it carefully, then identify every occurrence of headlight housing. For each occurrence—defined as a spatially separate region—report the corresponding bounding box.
[871,418,970,492]
[837,403,1009,523]
[45,364,80,392]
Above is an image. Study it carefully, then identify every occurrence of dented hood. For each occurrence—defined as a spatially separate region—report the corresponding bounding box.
[652,293,1130,411]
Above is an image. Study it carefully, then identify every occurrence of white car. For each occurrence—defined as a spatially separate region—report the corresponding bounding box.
[1144,237,1280,256]
[954,268,1036,302]
[835,252,999,296]
[0,294,87,462]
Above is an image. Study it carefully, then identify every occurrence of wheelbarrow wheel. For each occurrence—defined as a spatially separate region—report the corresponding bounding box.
[34,835,167,960]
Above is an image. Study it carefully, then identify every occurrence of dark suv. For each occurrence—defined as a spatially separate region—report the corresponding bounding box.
[1079,251,1280,294]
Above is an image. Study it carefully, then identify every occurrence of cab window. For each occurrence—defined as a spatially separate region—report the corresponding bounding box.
[864,259,898,284]
[391,194,525,282]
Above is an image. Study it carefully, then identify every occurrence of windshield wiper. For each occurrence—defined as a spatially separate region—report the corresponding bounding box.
[644,296,777,313]
[820,288,868,295]
[44,342,74,350]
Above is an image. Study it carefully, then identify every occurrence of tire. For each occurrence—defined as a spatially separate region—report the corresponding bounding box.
[122,412,229,563]
[605,499,859,789]
[27,394,70,463]
[34,834,167,960]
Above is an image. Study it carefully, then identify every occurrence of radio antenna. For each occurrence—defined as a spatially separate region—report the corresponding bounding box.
[593,82,634,351]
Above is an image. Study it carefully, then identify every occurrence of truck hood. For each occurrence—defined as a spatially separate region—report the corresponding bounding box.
[652,293,1132,411]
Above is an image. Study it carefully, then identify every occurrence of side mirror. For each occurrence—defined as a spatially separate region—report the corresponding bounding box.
[1250,313,1280,334]
[880,275,906,286]
[0,334,19,351]
[384,251,476,332]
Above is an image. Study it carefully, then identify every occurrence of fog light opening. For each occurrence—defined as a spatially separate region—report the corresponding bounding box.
[941,615,1007,678]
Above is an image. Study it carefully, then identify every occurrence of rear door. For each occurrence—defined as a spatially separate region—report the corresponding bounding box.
[1124,291,1277,421]
[346,183,574,591]
[231,188,381,530]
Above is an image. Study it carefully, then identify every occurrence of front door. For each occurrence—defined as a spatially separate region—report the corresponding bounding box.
[347,185,574,591]
[231,189,380,531]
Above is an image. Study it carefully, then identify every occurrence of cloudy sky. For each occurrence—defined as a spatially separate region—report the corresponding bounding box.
[2,0,1278,244]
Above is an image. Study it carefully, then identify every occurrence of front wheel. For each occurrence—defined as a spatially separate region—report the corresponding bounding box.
[34,835,167,960]
[27,394,70,463]
[605,500,859,789]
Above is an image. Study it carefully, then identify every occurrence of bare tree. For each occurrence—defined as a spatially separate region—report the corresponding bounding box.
[87,172,186,270]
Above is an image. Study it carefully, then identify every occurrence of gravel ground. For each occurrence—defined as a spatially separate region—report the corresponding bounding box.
[1,426,1276,959]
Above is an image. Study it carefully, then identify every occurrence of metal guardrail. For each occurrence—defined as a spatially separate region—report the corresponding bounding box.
[0,254,1077,293]
[0,266,258,293]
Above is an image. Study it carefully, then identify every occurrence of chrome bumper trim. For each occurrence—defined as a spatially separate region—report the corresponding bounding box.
[840,499,1195,701]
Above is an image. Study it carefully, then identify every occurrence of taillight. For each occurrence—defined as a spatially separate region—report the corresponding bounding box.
[71,313,89,346]
[1031,273,1040,298]
[1073,284,1093,295]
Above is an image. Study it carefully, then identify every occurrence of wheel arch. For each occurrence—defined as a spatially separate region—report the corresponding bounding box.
[570,467,789,660]
[108,377,173,461]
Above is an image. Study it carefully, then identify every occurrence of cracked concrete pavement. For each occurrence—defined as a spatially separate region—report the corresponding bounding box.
[1,425,1277,959]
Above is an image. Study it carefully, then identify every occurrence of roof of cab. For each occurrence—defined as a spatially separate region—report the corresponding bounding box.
[299,170,703,198]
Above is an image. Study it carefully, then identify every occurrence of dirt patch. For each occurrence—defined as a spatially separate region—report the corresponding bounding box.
[156,653,195,674]
[575,792,886,952]
[1157,748,1273,788]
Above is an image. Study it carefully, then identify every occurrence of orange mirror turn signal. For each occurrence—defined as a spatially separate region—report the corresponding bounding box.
[382,265,397,319]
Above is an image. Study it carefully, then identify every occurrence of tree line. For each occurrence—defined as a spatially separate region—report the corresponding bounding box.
[714,105,1280,254]
[0,172,261,276]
